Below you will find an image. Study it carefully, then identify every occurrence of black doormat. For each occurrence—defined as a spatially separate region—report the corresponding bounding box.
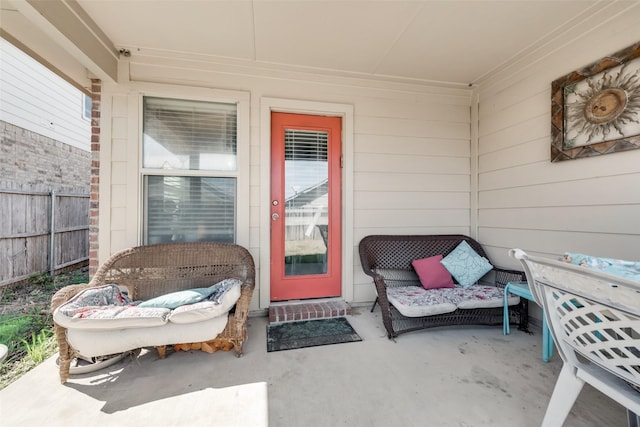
[267,317,362,352]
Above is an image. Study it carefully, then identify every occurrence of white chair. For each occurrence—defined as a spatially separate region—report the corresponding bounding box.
[510,249,640,426]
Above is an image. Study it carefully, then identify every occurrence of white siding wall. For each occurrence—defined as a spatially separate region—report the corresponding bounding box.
[101,60,471,310]
[0,37,90,151]
[351,90,471,302]
[476,6,640,322]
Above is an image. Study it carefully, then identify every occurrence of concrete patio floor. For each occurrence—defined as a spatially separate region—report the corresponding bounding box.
[0,306,628,426]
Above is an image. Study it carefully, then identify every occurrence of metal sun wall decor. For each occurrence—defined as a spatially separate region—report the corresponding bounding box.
[551,41,640,162]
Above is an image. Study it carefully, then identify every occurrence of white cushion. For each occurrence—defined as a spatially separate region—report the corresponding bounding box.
[67,315,229,358]
[169,282,241,324]
[54,306,171,329]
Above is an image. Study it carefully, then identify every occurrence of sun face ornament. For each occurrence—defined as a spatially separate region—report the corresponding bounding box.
[564,56,640,149]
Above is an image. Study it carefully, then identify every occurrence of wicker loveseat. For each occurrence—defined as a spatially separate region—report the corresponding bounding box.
[51,242,255,383]
[359,235,528,339]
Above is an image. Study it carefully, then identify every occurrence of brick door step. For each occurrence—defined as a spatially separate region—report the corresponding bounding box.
[268,299,352,324]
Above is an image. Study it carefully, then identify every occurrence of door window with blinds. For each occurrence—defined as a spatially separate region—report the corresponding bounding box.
[142,96,237,244]
[284,129,329,275]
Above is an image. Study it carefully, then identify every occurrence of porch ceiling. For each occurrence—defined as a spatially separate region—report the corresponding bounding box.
[1,0,634,87]
[77,0,598,86]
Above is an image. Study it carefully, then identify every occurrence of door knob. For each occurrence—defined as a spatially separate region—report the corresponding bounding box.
[272,213,280,221]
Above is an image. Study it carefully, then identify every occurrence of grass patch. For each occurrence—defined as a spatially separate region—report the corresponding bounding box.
[28,272,55,291]
[0,266,88,389]
[0,315,35,355]
[23,329,55,364]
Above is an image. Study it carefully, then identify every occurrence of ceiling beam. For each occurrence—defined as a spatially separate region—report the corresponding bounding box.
[7,0,119,82]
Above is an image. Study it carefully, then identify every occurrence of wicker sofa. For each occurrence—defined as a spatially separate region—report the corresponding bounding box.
[359,235,528,339]
[51,242,255,383]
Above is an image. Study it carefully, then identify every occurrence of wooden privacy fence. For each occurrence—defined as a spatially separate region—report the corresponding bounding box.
[0,187,89,287]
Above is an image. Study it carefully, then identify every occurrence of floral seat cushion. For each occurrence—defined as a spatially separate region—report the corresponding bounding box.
[54,284,170,329]
[54,279,243,330]
[386,285,519,318]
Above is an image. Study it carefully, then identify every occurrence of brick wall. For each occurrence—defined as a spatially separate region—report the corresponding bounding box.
[0,120,90,188]
[0,116,91,284]
[89,79,101,276]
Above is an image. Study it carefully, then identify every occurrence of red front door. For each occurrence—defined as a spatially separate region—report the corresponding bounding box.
[270,112,342,301]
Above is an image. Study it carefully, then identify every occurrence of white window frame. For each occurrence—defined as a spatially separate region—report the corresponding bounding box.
[82,93,92,120]
[138,86,250,248]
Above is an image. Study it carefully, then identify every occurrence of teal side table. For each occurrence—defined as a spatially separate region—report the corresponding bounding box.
[503,281,554,363]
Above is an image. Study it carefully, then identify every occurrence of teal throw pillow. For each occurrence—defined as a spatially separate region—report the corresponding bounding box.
[440,241,493,288]
[138,288,214,309]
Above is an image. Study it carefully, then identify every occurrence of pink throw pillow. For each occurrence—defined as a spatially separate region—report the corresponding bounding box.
[411,255,455,290]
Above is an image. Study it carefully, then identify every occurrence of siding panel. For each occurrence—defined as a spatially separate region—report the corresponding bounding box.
[355,191,469,210]
[0,38,90,151]
[480,153,640,191]
[356,98,470,121]
[355,172,468,192]
[479,114,548,156]
[357,116,469,140]
[356,134,468,157]
[354,209,469,229]
[481,174,640,208]
[480,205,640,234]
[356,153,468,174]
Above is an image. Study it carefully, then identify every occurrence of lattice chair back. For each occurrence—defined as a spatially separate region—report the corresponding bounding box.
[510,249,640,427]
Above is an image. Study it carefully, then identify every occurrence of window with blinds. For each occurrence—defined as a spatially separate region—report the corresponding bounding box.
[142,97,238,244]
[143,97,237,171]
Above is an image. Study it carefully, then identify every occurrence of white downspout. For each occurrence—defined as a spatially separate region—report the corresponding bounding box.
[470,90,480,239]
